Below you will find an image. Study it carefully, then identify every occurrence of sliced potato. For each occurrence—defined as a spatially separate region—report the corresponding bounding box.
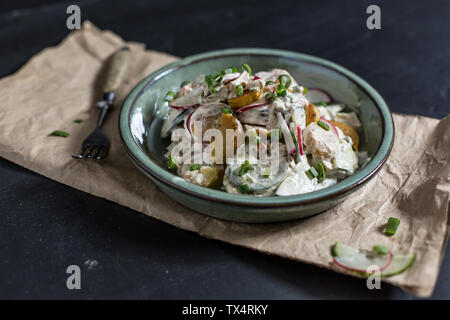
[227,90,262,109]
[306,102,320,125]
[217,113,244,162]
[200,166,224,188]
[330,120,360,151]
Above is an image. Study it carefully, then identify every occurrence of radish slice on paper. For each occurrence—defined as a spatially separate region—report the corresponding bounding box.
[276,112,296,156]
[332,243,393,273]
[320,117,339,136]
[235,100,269,113]
[305,88,332,104]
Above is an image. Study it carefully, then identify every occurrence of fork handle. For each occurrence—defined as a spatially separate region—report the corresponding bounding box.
[96,47,130,128]
[102,46,130,94]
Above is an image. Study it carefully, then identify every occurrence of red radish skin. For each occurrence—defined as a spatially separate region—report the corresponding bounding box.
[185,111,194,134]
[253,76,261,80]
[169,104,199,110]
[296,125,304,156]
[320,117,339,136]
[236,101,269,113]
[333,251,393,274]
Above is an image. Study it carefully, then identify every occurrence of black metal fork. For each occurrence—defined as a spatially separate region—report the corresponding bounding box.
[72,47,130,160]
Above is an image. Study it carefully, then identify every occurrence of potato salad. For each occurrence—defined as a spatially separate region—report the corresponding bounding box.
[161,65,368,196]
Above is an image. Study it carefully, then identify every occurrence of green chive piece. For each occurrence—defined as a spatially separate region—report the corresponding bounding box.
[268,128,282,140]
[223,68,234,74]
[241,63,252,76]
[265,92,276,102]
[385,217,400,235]
[231,66,239,73]
[163,91,175,102]
[236,84,244,96]
[49,130,69,137]
[73,119,83,124]
[278,75,291,89]
[167,155,177,170]
[276,84,287,97]
[238,160,253,176]
[317,120,330,131]
[373,245,388,255]
[302,87,308,95]
[221,107,232,114]
[205,75,216,94]
[318,102,327,107]
[189,164,201,171]
[239,184,251,194]
[265,80,275,86]
[180,80,190,87]
[317,162,326,182]
[262,168,271,178]
[306,167,319,179]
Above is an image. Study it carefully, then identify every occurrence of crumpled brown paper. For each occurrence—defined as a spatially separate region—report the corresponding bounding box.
[0,21,448,297]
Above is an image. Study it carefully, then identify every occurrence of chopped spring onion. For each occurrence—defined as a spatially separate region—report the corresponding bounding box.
[221,107,232,114]
[268,128,282,140]
[318,102,327,107]
[302,87,308,95]
[278,75,291,89]
[241,63,252,76]
[276,112,296,156]
[180,80,190,87]
[317,120,330,131]
[238,160,253,176]
[239,184,251,194]
[262,168,271,178]
[276,84,287,97]
[265,92,276,102]
[385,217,400,235]
[265,80,276,86]
[168,155,177,170]
[316,162,326,182]
[49,130,69,137]
[163,91,175,102]
[373,245,388,255]
[205,75,216,94]
[189,164,201,171]
[306,167,319,179]
[236,84,244,96]
[73,119,83,123]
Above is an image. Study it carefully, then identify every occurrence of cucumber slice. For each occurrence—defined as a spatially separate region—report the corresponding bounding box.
[381,254,416,277]
[332,242,359,257]
[332,242,392,273]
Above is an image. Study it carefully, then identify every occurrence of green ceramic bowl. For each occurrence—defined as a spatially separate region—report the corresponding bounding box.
[119,48,394,223]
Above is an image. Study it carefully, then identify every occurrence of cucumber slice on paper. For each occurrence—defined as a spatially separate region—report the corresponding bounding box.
[332,242,415,277]
[380,254,416,277]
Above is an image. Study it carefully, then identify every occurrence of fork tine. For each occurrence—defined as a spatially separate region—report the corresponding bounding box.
[72,145,90,159]
[87,145,98,158]
[96,146,108,160]
[90,146,102,159]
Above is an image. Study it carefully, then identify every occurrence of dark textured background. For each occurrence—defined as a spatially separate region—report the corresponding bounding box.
[0,0,448,299]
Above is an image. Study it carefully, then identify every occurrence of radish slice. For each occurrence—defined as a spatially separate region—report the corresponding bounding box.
[169,86,203,108]
[185,103,225,136]
[296,125,304,156]
[276,112,296,156]
[305,88,332,103]
[332,243,393,274]
[320,117,339,136]
[235,100,269,113]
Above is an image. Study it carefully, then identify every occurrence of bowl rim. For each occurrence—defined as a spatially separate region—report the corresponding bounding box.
[119,48,394,208]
